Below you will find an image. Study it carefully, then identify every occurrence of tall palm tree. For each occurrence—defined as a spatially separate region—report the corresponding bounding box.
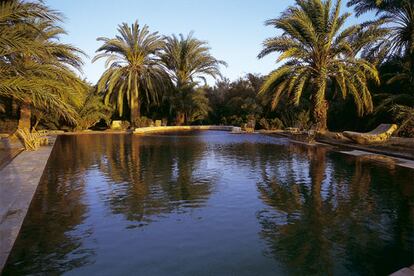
[258,0,380,131]
[0,0,85,130]
[161,32,226,125]
[93,21,167,128]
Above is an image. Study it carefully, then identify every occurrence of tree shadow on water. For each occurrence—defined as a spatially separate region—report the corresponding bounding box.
[256,146,414,275]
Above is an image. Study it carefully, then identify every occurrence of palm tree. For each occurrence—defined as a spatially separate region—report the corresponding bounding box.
[258,0,380,131]
[348,0,414,137]
[0,0,85,130]
[347,0,413,61]
[178,86,211,124]
[161,32,226,125]
[93,21,167,128]
[71,83,112,131]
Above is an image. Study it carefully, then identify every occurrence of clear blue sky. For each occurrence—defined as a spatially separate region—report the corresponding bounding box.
[46,0,370,85]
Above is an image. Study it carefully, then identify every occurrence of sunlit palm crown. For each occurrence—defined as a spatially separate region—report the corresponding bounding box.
[0,0,86,123]
[159,32,225,124]
[161,32,227,87]
[348,0,414,59]
[93,21,168,117]
[258,0,380,123]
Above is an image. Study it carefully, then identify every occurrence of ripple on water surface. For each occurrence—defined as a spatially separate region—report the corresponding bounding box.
[3,131,413,276]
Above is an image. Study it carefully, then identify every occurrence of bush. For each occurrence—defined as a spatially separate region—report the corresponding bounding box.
[259,117,284,130]
[134,116,154,128]
[294,111,311,130]
[246,114,256,128]
[223,115,244,127]
[111,120,130,130]
[121,121,130,130]
[269,118,284,130]
[259,118,270,130]
[392,105,414,137]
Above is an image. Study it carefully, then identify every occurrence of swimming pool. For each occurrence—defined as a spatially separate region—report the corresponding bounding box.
[3,131,413,275]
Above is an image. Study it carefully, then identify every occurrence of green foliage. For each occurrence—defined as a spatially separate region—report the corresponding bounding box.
[94,21,168,127]
[134,116,154,128]
[221,115,245,127]
[1,0,413,138]
[207,74,264,126]
[392,105,414,137]
[295,111,311,130]
[186,88,211,124]
[75,89,113,131]
[348,0,413,60]
[161,32,225,125]
[259,117,285,130]
[269,118,284,130]
[245,114,256,129]
[161,32,226,86]
[259,0,380,131]
[348,0,414,137]
[0,0,85,126]
[162,84,211,125]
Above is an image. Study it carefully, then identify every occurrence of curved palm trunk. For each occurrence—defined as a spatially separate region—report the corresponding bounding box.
[18,102,31,130]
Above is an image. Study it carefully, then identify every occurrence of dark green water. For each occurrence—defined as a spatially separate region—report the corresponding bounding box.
[3,131,414,275]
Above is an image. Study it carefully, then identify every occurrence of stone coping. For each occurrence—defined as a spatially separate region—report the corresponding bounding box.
[133,125,241,134]
[0,144,55,273]
[340,150,414,170]
[390,265,414,276]
[317,137,414,161]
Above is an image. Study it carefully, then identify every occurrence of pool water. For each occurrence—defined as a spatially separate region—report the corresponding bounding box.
[3,131,414,275]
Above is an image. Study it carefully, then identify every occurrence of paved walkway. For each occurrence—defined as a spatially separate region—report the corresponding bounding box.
[0,145,54,272]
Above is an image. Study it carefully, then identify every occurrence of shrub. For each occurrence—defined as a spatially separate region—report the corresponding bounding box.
[259,118,270,130]
[295,111,311,130]
[225,115,244,127]
[269,118,284,130]
[392,105,414,137]
[134,116,154,128]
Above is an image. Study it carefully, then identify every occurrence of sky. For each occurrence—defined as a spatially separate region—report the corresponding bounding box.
[46,0,371,85]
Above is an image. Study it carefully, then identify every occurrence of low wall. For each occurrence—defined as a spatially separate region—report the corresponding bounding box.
[133,125,241,134]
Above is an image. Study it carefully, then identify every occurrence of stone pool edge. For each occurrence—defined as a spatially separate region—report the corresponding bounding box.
[0,139,56,273]
[133,125,241,134]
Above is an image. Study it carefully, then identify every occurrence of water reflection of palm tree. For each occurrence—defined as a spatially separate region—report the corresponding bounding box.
[329,154,414,275]
[257,145,414,275]
[5,133,218,273]
[95,135,215,223]
[257,146,333,275]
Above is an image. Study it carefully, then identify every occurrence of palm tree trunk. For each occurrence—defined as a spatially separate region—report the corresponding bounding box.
[18,103,31,130]
[130,96,140,128]
[313,76,328,132]
[313,99,328,132]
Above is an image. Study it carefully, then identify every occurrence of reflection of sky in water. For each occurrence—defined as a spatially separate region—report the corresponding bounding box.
[4,131,413,276]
